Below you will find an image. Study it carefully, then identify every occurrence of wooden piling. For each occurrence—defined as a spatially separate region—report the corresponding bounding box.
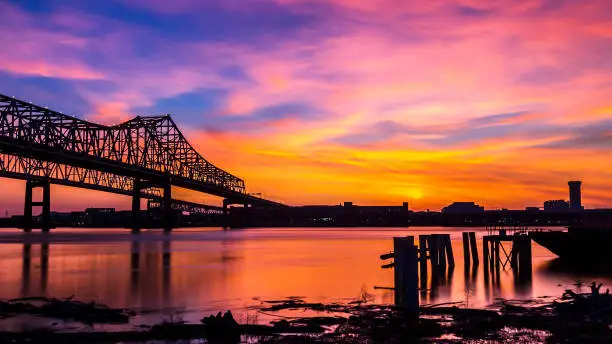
[462,232,470,267]
[418,235,428,284]
[517,236,532,279]
[469,232,479,264]
[489,239,494,270]
[418,235,428,264]
[483,237,491,270]
[494,240,500,270]
[444,234,455,267]
[427,235,439,271]
[393,235,415,286]
[437,235,446,271]
[393,236,419,314]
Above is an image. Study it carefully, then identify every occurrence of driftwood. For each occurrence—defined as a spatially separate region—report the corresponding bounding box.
[261,299,330,312]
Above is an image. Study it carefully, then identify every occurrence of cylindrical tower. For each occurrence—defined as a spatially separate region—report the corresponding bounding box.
[568,181,582,211]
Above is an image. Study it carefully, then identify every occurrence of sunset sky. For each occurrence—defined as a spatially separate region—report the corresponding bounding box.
[2,0,612,213]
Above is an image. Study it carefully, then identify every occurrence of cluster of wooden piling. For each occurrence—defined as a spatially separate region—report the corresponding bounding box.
[418,234,454,272]
[381,228,534,312]
[380,234,456,313]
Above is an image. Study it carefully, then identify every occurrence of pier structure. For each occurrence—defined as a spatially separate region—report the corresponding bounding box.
[483,224,532,281]
[380,234,456,312]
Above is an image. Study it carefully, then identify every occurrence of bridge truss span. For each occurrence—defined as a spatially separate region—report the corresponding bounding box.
[0,94,244,194]
[0,93,282,231]
[0,152,221,215]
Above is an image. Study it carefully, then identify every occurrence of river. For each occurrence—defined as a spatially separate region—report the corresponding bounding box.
[0,227,608,330]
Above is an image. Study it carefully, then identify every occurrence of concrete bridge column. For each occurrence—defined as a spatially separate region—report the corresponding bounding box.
[23,181,33,232]
[163,183,173,232]
[23,180,51,232]
[131,178,142,233]
[222,199,231,230]
[41,182,51,232]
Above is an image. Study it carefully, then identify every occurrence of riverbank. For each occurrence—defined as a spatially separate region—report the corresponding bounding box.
[1,286,611,343]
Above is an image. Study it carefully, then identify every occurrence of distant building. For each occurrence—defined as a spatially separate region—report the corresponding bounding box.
[544,200,569,212]
[85,208,115,214]
[568,181,583,211]
[442,202,484,214]
[525,207,540,212]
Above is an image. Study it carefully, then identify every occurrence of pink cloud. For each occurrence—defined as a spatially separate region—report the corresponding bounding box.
[1,61,104,80]
[2,0,612,209]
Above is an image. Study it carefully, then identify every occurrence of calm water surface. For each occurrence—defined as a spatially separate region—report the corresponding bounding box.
[0,227,607,329]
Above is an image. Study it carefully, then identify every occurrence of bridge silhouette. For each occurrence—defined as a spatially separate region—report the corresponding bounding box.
[0,93,283,231]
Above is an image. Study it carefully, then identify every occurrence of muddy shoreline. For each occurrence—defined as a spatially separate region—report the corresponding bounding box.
[1,287,611,343]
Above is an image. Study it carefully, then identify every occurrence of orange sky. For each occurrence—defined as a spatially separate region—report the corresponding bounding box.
[2,0,612,212]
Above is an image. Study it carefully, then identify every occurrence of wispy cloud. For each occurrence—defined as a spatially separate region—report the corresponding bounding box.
[1,0,612,210]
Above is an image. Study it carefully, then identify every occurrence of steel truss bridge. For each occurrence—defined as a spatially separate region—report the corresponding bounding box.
[0,93,282,231]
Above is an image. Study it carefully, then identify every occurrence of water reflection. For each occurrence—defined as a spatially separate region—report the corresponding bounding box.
[128,237,173,309]
[480,247,533,303]
[21,243,31,295]
[417,244,533,306]
[130,240,140,298]
[20,242,49,296]
[513,264,533,297]
[163,237,171,306]
[0,227,608,321]
[463,263,478,306]
[40,243,49,294]
[428,266,455,303]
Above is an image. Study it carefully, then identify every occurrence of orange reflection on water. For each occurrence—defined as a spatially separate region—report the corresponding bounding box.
[0,227,610,326]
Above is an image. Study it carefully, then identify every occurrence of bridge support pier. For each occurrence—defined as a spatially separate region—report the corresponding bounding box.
[222,199,229,230]
[163,183,173,232]
[23,180,51,232]
[132,179,175,232]
[131,178,142,233]
[23,182,32,232]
